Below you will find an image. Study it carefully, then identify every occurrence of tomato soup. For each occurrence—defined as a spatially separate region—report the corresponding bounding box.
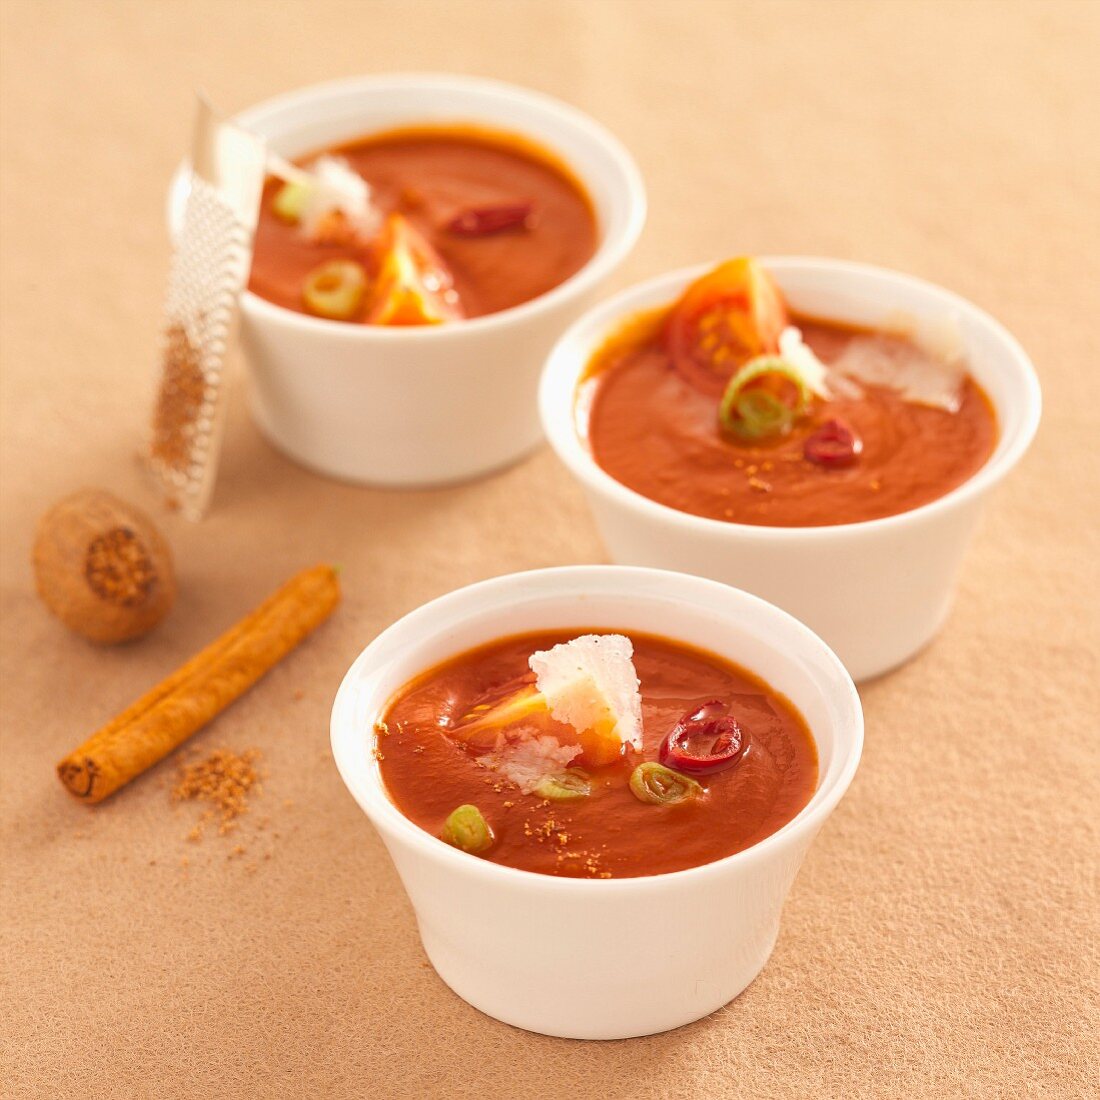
[249,125,598,324]
[377,630,818,879]
[582,259,998,527]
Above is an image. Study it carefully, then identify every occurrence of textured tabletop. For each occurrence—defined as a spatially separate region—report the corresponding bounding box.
[2,1,1097,1096]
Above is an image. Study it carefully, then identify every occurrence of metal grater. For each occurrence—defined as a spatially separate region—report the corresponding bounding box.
[148,94,267,520]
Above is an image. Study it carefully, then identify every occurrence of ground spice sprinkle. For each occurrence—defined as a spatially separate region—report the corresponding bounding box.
[173,747,263,840]
[151,323,206,475]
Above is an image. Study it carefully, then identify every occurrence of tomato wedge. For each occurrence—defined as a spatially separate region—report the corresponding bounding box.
[365,213,464,326]
[665,257,788,395]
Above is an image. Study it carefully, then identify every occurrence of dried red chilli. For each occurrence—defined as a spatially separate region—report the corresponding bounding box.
[658,700,746,776]
[804,418,863,468]
[446,202,536,237]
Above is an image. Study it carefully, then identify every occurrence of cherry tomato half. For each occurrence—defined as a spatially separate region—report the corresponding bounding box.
[365,213,464,326]
[665,257,789,395]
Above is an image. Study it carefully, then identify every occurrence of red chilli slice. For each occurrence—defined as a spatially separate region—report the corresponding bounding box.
[804,419,863,468]
[659,700,746,776]
[447,202,537,237]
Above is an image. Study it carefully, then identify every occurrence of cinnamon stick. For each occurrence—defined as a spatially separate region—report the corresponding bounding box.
[57,564,340,804]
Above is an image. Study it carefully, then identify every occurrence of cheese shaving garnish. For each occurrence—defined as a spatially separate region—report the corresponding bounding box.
[478,736,582,794]
[777,326,831,397]
[298,156,380,240]
[529,634,643,754]
[831,329,966,412]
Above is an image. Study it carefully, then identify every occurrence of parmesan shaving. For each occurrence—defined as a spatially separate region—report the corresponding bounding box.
[778,326,831,398]
[529,633,643,753]
[478,736,582,794]
[831,329,966,413]
[298,156,380,240]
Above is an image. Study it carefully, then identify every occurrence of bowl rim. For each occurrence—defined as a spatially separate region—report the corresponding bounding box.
[170,72,647,342]
[330,565,864,894]
[539,256,1043,540]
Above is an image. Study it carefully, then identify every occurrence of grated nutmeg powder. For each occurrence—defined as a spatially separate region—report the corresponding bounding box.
[173,747,263,841]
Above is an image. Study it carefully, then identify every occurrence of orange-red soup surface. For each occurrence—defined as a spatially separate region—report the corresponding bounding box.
[249,125,598,320]
[377,630,818,879]
[584,311,998,527]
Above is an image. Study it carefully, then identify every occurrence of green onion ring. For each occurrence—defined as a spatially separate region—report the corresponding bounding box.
[533,769,591,801]
[272,179,312,223]
[628,762,702,805]
[441,804,495,854]
[301,259,367,321]
[719,355,812,441]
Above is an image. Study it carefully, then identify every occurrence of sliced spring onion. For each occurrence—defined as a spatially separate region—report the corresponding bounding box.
[733,389,795,439]
[441,805,494,854]
[302,259,367,321]
[628,762,702,805]
[718,355,812,441]
[533,769,591,801]
[272,179,312,223]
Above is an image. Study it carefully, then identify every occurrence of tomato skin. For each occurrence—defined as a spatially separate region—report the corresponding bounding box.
[665,257,789,395]
[365,214,464,326]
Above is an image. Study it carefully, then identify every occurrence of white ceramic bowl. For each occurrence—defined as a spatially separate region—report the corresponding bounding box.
[331,566,862,1039]
[540,260,1042,682]
[168,74,645,487]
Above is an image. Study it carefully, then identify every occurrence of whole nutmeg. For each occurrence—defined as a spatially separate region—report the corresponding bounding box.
[33,489,176,644]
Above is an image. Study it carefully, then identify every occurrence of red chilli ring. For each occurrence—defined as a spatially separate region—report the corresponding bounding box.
[446,202,536,237]
[658,700,746,776]
[804,418,863,468]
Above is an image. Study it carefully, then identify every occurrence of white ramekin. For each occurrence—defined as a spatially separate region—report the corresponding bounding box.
[167,74,645,487]
[539,260,1041,682]
[331,566,862,1039]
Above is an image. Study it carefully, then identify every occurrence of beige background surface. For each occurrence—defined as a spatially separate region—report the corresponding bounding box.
[2,1,1098,1096]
